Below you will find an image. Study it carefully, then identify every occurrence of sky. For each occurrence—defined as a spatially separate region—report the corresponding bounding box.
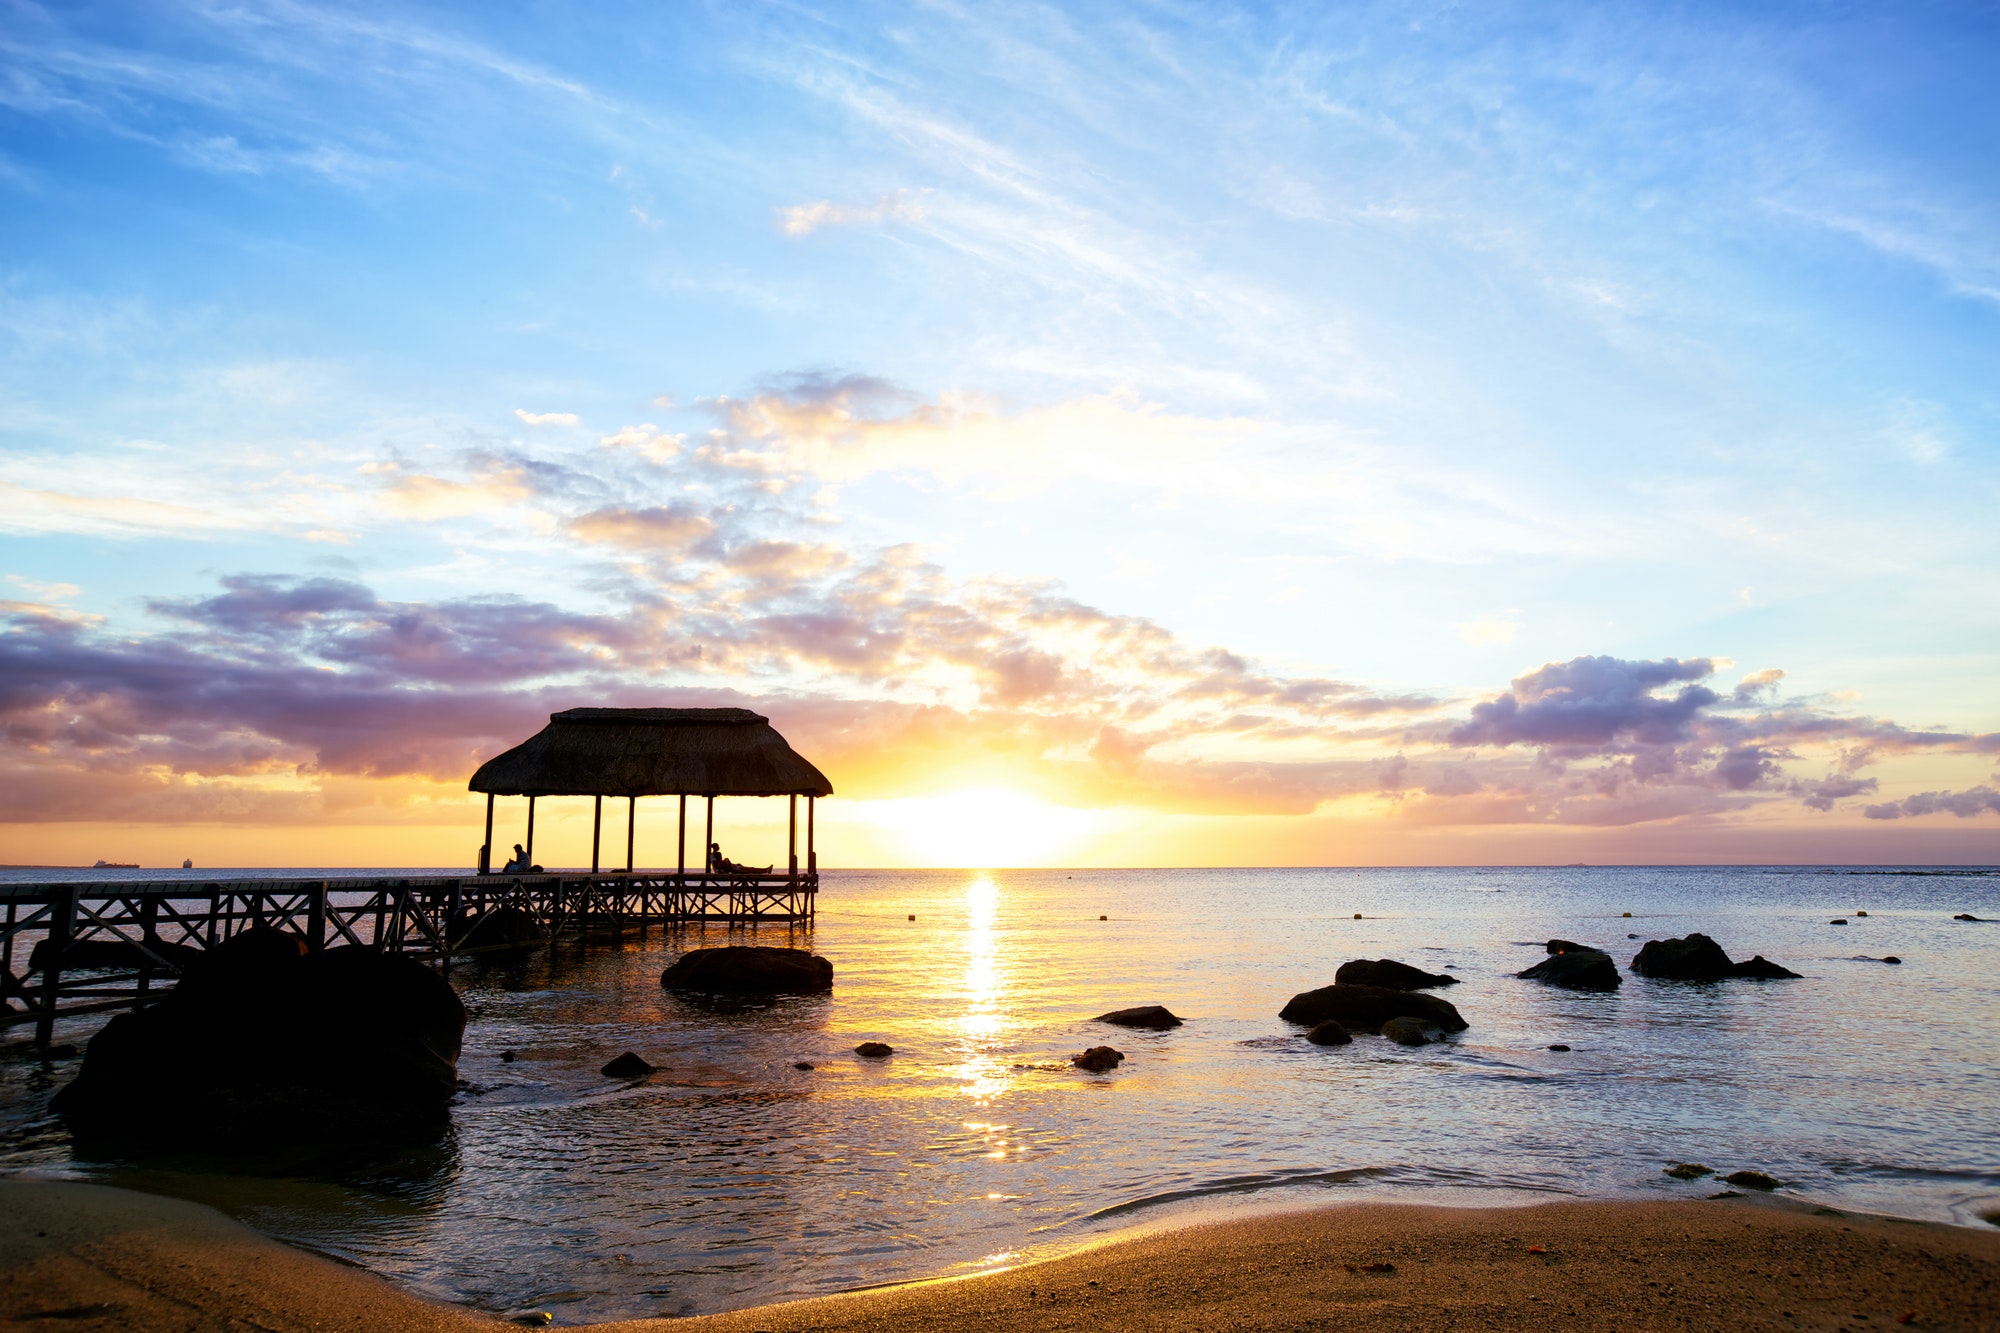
[2,0,1997,868]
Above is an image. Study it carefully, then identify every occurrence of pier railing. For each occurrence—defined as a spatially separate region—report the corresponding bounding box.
[1,870,816,1044]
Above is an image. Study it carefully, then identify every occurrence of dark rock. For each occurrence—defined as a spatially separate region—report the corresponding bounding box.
[1518,950,1621,991]
[1664,1162,1713,1180]
[1630,933,1800,982]
[1882,956,1902,965]
[500,1050,517,1063]
[1829,918,1848,926]
[1627,933,1639,939]
[1954,913,1981,922]
[28,937,201,973]
[1280,983,1467,1033]
[660,946,833,994]
[1547,1044,1571,1052]
[456,906,545,951]
[1073,1046,1124,1071]
[1724,1170,1780,1191]
[793,1061,814,1070]
[1094,1005,1183,1029]
[1730,955,1803,979]
[1545,939,1595,955]
[1306,1020,1351,1046]
[1334,959,1458,990]
[1855,910,1868,917]
[52,928,465,1145]
[854,1042,893,1058]
[600,1051,654,1078]
[1380,1016,1433,1046]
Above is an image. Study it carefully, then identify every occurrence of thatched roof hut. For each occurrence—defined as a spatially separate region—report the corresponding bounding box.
[469,708,833,798]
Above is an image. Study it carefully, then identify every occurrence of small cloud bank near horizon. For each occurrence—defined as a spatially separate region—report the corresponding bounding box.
[3,575,1993,834]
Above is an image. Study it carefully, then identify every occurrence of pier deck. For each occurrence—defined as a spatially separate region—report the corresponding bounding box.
[1,870,816,1044]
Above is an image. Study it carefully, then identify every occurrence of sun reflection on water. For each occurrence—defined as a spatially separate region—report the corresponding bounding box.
[955,874,1012,1106]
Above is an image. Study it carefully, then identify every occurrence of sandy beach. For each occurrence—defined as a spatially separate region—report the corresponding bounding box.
[5,1179,1997,1332]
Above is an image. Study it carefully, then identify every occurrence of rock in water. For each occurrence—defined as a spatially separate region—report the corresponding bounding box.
[1629,933,1800,981]
[600,1051,655,1078]
[659,946,833,994]
[1333,958,1458,990]
[1073,1046,1124,1072]
[52,927,464,1145]
[1518,950,1622,991]
[1306,1020,1352,1046]
[1279,982,1467,1033]
[1724,1170,1780,1191]
[1544,939,1595,955]
[1094,1005,1184,1029]
[1379,1016,1434,1046]
[456,905,545,950]
[27,936,202,973]
[854,1042,893,1058]
[1663,1163,1713,1180]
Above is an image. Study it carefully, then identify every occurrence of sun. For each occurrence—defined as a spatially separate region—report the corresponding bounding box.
[853,788,1104,868]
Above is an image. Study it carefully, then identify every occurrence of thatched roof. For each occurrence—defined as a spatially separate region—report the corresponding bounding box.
[468,708,833,798]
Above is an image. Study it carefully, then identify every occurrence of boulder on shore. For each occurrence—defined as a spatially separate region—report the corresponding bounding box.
[1380,1016,1434,1046]
[659,946,833,994]
[600,1051,655,1078]
[1333,958,1458,990]
[1545,939,1595,955]
[1279,982,1467,1034]
[1629,933,1801,982]
[52,927,465,1145]
[1094,1005,1183,1029]
[1073,1046,1124,1072]
[1518,949,1622,991]
[1306,1020,1352,1046]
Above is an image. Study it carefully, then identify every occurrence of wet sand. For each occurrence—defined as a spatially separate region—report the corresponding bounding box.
[4,1178,1997,1331]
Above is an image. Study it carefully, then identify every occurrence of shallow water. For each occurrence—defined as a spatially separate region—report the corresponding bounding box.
[3,864,1998,1322]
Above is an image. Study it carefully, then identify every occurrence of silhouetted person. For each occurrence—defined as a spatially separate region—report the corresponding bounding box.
[503,843,531,872]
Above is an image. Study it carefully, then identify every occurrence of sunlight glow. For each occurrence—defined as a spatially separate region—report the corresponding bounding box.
[852,789,1105,868]
[955,874,1012,1104]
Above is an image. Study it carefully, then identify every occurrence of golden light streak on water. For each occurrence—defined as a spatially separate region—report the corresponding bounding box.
[955,874,1011,1106]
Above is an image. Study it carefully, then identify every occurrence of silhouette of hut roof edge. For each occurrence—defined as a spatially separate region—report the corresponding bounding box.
[469,708,834,798]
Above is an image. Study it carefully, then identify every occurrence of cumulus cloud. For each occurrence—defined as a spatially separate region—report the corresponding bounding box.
[1448,656,1719,749]
[1862,787,2000,820]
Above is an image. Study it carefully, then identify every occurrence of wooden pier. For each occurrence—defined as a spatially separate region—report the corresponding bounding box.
[1,868,816,1046]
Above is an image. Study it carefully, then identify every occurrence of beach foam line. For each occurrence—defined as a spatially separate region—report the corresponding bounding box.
[5,1177,2000,1330]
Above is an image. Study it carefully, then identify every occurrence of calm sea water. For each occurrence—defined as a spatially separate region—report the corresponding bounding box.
[3,865,1998,1322]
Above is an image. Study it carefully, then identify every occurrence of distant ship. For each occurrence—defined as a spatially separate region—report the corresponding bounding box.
[93,859,139,869]
[183,858,193,869]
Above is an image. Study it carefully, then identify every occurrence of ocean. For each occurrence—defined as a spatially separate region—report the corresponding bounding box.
[2,864,1997,1322]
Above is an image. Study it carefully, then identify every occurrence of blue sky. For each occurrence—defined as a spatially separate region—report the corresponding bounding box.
[2,1,1996,865]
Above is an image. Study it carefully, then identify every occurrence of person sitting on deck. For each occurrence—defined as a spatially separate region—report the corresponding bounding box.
[502,843,531,872]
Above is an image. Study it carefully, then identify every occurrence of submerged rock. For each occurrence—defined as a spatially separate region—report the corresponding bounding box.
[1518,950,1622,991]
[660,946,833,994]
[1544,939,1595,955]
[456,905,545,951]
[53,927,465,1145]
[1334,959,1458,990]
[1279,982,1467,1034]
[1094,1005,1184,1029]
[1664,1162,1714,1180]
[1954,913,1981,922]
[1724,1170,1780,1191]
[1379,1016,1434,1046]
[600,1051,655,1078]
[1547,1044,1571,1052]
[1306,1020,1352,1046]
[1073,1046,1124,1072]
[1630,933,1801,982]
[854,1042,893,1058]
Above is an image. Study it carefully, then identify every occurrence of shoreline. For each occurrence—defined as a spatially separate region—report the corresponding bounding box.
[6,1179,1999,1331]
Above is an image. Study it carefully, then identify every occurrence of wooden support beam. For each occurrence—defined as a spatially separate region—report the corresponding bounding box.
[481,793,494,874]
[677,795,686,878]
[704,795,714,877]
[808,795,816,874]
[789,793,798,882]
[626,795,636,873]
[35,885,75,1047]
[526,795,537,865]
[591,794,602,873]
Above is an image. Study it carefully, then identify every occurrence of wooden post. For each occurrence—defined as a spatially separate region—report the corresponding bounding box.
[808,796,817,874]
[36,885,76,1047]
[591,795,602,874]
[704,796,714,877]
[626,796,636,873]
[677,795,686,878]
[307,881,327,952]
[789,793,798,881]
[526,795,537,866]
[481,793,494,874]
